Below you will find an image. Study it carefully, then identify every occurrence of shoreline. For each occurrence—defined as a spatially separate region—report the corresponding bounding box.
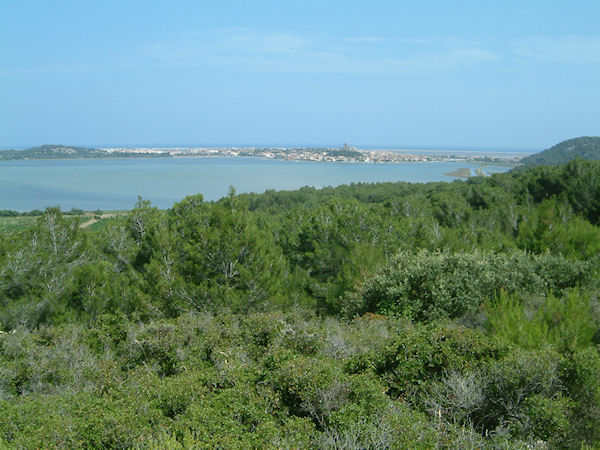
[0,152,520,166]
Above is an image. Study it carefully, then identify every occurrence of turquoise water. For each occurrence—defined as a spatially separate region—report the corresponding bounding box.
[0,157,510,211]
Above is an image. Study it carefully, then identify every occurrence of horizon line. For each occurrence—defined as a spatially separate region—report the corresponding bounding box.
[0,142,540,154]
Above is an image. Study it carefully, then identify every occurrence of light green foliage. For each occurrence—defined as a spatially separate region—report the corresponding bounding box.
[0,391,166,448]
[517,198,600,258]
[0,216,36,233]
[486,290,597,352]
[485,293,548,350]
[0,310,596,447]
[565,348,600,444]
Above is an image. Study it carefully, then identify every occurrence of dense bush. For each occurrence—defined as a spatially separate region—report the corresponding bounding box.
[346,323,508,397]
[344,249,597,321]
[486,289,598,352]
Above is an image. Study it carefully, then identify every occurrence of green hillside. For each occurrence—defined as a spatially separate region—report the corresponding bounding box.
[519,136,600,167]
[0,144,169,160]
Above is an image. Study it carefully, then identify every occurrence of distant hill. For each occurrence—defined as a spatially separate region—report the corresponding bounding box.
[0,145,108,160]
[519,136,600,167]
[0,145,169,160]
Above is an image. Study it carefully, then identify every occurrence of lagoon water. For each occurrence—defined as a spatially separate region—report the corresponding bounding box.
[0,157,510,211]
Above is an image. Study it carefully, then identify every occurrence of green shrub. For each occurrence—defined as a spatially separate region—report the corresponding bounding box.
[347,323,507,398]
[485,292,548,350]
[174,383,312,448]
[486,289,597,352]
[150,372,209,419]
[421,371,486,425]
[0,391,166,448]
[272,356,389,430]
[314,402,440,449]
[320,315,397,360]
[564,348,600,444]
[477,349,565,437]
[122,321,188,377]
[540,290,597,352]
[0,325,99,396]
[344,249,597,321]
[521,394,573,445]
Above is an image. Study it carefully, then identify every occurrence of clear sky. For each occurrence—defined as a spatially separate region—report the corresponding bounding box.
[1,0,599,150]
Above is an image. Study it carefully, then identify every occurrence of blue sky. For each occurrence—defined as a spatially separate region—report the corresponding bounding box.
[1,0,599,150]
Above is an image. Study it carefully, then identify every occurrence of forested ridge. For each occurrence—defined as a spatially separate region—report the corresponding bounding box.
[519,136,600,167]
[1,159,599,448]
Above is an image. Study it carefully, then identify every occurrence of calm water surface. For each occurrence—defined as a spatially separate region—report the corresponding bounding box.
[0,158,510,211]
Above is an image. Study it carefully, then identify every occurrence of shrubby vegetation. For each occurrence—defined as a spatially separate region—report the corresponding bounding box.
[344,250,597,321]
[0,159,599,447]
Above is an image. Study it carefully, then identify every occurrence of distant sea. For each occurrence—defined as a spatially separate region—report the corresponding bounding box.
[0,157,511,211]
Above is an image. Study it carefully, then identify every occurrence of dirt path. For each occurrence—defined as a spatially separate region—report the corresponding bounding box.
[79,213,118,228]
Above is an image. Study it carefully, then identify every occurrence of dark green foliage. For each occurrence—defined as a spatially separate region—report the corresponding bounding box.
[563,158,600,224]
[166,191,289,312]
[324,148,364,158]
[347,323,508,397]
[0,144,107,160]
[272,356,387,428]
[477,349,569,441]
[0,210,20,217]
[279,198,396,313]
[420,348,581,446]
[516,198,600,258]
[515,159,600,224]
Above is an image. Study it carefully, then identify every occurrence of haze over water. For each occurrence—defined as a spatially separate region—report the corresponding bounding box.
[0,157,509,211]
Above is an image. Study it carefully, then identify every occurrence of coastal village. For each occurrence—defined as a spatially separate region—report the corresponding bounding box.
[101,145,521,164]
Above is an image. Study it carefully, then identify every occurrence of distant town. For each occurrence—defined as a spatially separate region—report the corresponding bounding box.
[0,144,523,166]
[100,144,521,165]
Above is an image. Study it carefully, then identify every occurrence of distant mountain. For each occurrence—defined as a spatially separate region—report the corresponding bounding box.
[0,144,169,160]
[519,136,600,167]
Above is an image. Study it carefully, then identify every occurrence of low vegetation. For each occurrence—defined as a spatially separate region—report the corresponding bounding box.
[0,159,599,447]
